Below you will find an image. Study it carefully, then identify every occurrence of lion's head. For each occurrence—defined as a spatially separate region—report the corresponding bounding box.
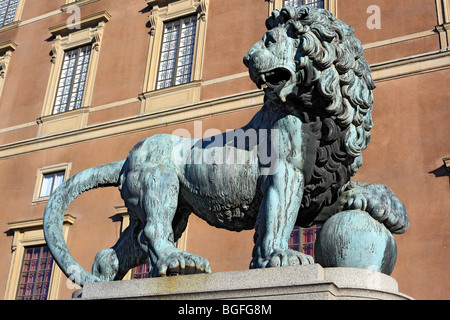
[244,5,376,225]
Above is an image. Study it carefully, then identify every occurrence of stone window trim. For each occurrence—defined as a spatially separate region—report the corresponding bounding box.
[0,0,25,33]
[140,0,209,114]
[443,157,450,171]
[266,0,337,16]
[38,10,110,137]
[52,44,93,114]
[0,40,17,97]
[155,15,198,90]
[31,162,72,205]
[436,0,450,50]
[61,0,100,12]
[4,215,76,300]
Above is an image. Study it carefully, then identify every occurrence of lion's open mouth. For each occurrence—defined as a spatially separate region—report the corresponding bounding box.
[257,68,292,93]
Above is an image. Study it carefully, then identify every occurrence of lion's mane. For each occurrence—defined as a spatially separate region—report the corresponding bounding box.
[268,6,376,226]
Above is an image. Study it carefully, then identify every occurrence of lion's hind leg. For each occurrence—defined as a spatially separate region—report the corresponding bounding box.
[92,215,147,281]
[137,167,211,277]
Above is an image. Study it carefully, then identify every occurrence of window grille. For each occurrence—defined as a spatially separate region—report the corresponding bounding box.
[156,16,197,90]
[16,246,54,300]
[53,45,92,114]
[131,262,151,279]
[0,0,18,27]
[288,225,322,258]
[284,0,324,9]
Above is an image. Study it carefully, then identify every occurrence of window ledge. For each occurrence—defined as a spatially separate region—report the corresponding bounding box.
[0,21,20,34]
[49,10,111,37]
[0,40,18,55]
[37,107,90,137]
[139,81,202,114]
[7,215,77,231]
[61,0,100,12]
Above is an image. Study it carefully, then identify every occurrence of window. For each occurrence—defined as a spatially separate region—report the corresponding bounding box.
[39,171,65,198]
[140,0,209,114]
[5,215,76,300]
[289,225,322,259]
[284,0,324,8]
[53,45,92,114]
[38,11,110,136]
[268,0,335,16]
[16,246,54,300]
[131,263,151,280]
[156,16,197,90]
[0,0,19,27]
[32,163,71,204]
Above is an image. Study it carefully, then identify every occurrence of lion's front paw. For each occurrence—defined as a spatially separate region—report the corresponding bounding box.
[251,249,314,269]
[340,182,409,234]
[154,251,212,277]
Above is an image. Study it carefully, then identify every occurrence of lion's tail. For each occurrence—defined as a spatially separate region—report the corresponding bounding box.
[43,160,125,287]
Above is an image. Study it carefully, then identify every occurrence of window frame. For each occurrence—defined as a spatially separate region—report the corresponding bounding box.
[52,44,93,115]
[16,245,55,300]
[130,262,151,280]
[32,163,71,204]
[0,40,17,98]
[267,0,337,16]
[4,215,76,300]
[0,0,25,33]
[38,170,66,198]
[288,225,322,259]
[140,0,209,114]
[38,11,110,137]
[155,15,198,90]
[283,0,324,8]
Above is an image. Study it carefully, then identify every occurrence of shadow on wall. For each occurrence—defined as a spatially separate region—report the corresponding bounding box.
[429,164,450,186]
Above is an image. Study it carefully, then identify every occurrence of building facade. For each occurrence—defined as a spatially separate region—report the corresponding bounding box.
[0,0,448,300]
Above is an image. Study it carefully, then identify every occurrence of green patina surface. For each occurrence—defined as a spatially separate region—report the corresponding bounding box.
[44,5,409,286]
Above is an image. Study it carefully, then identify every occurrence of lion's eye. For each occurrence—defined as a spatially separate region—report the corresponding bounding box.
[264,33,277,46]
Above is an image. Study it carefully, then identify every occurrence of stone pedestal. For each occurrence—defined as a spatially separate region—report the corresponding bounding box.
[73,264,412,300]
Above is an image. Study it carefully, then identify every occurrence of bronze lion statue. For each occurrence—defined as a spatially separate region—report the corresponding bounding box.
[44,5,409,286]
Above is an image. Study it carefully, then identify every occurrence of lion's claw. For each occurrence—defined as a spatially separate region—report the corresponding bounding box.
[339,182,409,234]
[156,251,211,277]
[252,249,314,269]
